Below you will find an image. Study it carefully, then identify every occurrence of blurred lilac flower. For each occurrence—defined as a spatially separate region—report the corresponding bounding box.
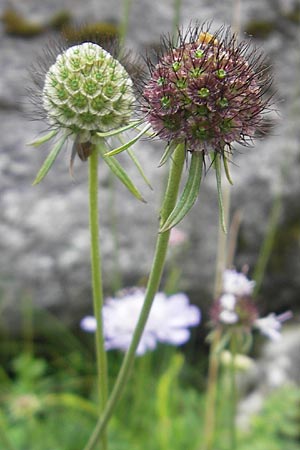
[254,311,293,341]
[222,269,255,297]
[81,289,201,355]
[218,294,239,324]
[210,268,292,341]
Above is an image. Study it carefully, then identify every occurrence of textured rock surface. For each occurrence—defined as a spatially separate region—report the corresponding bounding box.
[0,0,299,330]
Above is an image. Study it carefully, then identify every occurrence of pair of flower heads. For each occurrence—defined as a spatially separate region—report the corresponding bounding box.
[30,23,273,232]
[81,268,292,356]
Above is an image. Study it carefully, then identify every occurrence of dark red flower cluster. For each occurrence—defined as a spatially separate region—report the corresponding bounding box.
[143,25,272,154]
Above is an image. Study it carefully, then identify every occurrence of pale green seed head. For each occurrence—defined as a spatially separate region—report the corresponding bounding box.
[43,42,135,140]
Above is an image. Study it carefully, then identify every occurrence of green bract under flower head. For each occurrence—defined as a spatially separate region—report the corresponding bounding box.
[43,42,135,141]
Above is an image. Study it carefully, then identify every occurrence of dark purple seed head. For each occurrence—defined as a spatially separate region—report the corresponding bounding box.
[143,24,273,155]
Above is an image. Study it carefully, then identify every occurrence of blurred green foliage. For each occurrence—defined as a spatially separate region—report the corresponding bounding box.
[0,312,299,450]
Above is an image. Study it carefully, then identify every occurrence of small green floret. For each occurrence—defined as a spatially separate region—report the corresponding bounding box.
[172,61,181,72]
[216,69,227,79]
[198,87,210,98]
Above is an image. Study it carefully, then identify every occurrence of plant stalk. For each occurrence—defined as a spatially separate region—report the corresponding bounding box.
[229,335,237,450]
[202,167,231,450]
[84,143,186,450]
[89,148,109,450]
[201,328,221,450]
[119,0,133,48]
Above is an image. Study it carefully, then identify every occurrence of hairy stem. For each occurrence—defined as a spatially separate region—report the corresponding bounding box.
[84,143,186,450]
[89,148,108,450]
[202,162,231,450]
[229,335,237,450]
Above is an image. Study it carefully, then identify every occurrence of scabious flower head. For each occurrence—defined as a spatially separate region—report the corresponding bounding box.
[81,288,201,355]
[42,42,135,143]
[223,269,255,297]
[254,311,293,341]
[210,268,292,342]
[210,292,258,328]
[143,24,272,154]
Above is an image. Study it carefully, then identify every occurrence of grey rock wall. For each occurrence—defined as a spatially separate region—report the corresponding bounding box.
[0,0,299,330]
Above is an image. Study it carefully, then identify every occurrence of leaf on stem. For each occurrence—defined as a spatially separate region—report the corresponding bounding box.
[103,124,152,157]
[158,142,177,167]
[28,130,58,147]
[32,134,68,185]
[127,148,153,190]
[159,152,203,232]
[97,143,146,203]
[223,153,234,185]
[96,120,142,138]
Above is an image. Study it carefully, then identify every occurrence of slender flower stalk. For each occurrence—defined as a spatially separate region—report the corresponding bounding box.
[229,334,238,450]
[202,155,231,450]
[173,0,182,35]
[83,143,186,450]
[201,327,222,450]
[252,195,282,296]
[119,0,133,48]
[29,39,148,450]
[88,148,108,450]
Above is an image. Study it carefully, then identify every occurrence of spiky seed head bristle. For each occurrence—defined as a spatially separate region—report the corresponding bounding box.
[143,24,273,155]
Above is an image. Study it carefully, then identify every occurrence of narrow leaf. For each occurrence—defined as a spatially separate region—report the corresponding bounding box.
[96,120,142,138]
[159,152,203,232]
[104,124,152,157]
[215,152,227,234]
[44,393,98,417]
[158,142,177,167]
[28,130,58,147]
[127,148,153,190]
[32,135,68,185]
[223,154,234,185]
[97,143,146,203]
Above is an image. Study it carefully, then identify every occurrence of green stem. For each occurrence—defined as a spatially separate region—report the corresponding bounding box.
[252,195,281,297]
[201,328,221,450]
[84,143,186,450]
[119,0,132,48]
[202,165,231,450]
[89,149,108,449]
[229,335,237,450]
[173,0,182,35]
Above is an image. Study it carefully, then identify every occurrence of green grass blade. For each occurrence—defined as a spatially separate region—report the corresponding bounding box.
[98,143,146,203]
[103,124,152,157]
[159,152,203,232]
[32,134,68,185]
[28,130,58,147]
[158,142,177,167]
[127,148,153,190]
[44,393,99,417]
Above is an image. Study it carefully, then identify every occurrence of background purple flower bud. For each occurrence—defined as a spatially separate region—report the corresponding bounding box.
[143,24,273,155]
